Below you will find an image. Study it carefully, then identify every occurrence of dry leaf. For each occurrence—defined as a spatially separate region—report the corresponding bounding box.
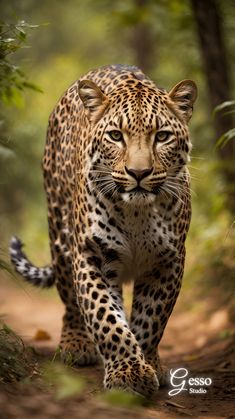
[166,400,186,409]
[33,329,51,341]
[182,354,200,361]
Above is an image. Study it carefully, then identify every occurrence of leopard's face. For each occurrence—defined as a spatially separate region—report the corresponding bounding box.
[79,79,196,205]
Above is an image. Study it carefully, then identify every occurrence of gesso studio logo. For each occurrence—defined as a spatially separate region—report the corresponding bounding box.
[168,368,212,396]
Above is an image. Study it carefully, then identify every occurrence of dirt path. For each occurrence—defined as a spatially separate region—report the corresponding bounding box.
[0,275,234,419]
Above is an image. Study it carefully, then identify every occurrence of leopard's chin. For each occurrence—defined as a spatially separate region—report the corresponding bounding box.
[121,190,156,205]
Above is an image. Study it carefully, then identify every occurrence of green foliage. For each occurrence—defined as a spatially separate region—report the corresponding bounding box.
[0,323,37,383]
[0,142,15,160]
[0,17,42,250]
[214,100,235,148]
[214,100,235,116]
[0,20,42,106]
[216,128,235,149]
[100,389,148,408]
[185,158,235,301]
[42,362,86,399]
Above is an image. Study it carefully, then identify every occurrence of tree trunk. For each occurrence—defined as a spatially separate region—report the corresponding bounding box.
[191,0,235,213]
[131,0,154,74]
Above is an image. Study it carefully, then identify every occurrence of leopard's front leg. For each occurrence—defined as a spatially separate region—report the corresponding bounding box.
[73,252,159,398]
[130,259,184,386]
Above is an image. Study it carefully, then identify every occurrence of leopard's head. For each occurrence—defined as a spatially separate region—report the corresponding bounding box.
[79,77,197,205]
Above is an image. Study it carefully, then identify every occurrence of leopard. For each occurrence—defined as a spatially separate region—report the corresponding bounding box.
[10,64,197,398]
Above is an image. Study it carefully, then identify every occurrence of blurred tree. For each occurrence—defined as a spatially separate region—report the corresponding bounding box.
[191,0,235,213]
[131,0,154,73]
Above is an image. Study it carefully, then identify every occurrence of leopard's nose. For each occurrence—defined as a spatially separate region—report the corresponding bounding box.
[125,167,153,181]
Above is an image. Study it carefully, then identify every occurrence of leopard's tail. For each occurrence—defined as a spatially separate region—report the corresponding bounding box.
[9,236,55,288]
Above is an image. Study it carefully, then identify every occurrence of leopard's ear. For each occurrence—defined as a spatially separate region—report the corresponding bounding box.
[78,80,108,123]
[169,80,197,123]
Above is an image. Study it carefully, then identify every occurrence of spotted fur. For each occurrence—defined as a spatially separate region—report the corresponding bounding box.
[9,64,197,397]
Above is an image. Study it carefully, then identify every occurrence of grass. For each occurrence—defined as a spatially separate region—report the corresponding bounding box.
[0,323,37,383]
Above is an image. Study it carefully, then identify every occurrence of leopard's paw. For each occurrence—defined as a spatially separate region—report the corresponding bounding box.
[146,356,169,387]
[156,363,169,387]
[104,359,159,398]
[59,335,99,366]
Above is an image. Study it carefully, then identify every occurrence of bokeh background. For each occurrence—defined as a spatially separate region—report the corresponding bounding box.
[0,1,235,416]
[0,0,235,332]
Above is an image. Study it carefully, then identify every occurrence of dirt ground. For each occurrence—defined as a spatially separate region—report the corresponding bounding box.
[0,275,234,419]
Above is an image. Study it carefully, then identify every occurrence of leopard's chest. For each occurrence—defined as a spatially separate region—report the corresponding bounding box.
[121,210,176,281]
[88,200,177,282]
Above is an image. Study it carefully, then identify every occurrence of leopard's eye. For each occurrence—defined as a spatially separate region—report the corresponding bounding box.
[108,130,123,142]
[155,131,171,143]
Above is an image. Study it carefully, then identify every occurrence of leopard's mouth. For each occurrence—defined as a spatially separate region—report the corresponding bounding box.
[118,182,166,205]
[114,182,157,194]
[125,184,163,195]
[128,186,150,194]
[110,181,164,203]
[116,184,153,196]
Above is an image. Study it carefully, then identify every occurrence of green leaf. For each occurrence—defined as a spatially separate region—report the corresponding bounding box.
[2,38,16,43]
[213,100,235,116]
[0,20,41,105]
[18,32,27,41]
[56,373,85,399]
[22,81,44,93]
[216,128,235,149]
[0,144,15,160]
[42,362,86,399]
[100,389,147,408]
